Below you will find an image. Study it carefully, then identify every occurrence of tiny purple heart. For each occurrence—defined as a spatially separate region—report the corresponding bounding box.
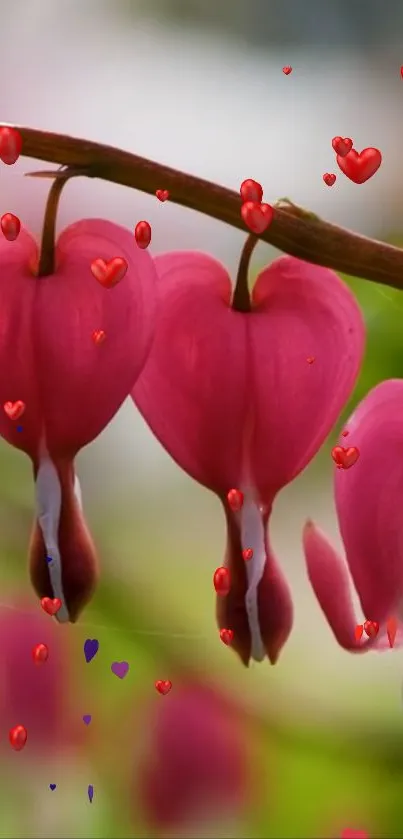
[111,660,129,679]
[49,784,56,791]
[84,638,99,663]
[82,715,92,725]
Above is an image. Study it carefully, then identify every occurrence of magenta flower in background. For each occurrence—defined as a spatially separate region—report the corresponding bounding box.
[303,379,403,651]
[132,253,365,665]
[0,219,157,622]
[135,680,259,835]
[0,596,81,756]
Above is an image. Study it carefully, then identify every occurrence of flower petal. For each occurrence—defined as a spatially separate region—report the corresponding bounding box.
[335,380,403,622]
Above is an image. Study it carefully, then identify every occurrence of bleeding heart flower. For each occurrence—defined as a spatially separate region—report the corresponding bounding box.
[0,219,157,622]
[303,380,403,653]
[132,252,365,665]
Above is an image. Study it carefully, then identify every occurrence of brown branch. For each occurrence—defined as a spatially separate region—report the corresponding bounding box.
[3,122,403,291]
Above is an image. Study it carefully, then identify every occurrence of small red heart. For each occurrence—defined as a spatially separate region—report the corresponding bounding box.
[213,567,231,596]
[134,221,152,249]
[242,548,253,561]
[1,213,21,241]
[282,66,292,75]
[331,136,353,157]
[240,179,263,204]
[241,201,273,234]
[306,356,315,364]
[0,127,22,165]
[92,329,106,345]
[219,628,234,645]
[337,147,382,184]
[331,445,360,469]
[226,488,244,512]
[9,724,27,751]
[91,257,127,288]
[32,643,49,664]
[323,173,336,187]
[363,619,379,638]
[155,680,172,695]
[4,400,25,420]
[341,429,349,437]
[354,624,363,641]
[156,189,169,202]
[387,616,398,649]
[40,597,62,616]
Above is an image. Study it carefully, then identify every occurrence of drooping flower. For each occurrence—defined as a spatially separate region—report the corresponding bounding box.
[303,379,403,651]
[0,219,157,621]
[132,251,365,665]
[134,679,258,835]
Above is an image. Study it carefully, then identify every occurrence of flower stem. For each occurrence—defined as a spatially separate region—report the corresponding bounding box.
[3,122,403,291]
[232,234,258,312]
[36,169,87,277]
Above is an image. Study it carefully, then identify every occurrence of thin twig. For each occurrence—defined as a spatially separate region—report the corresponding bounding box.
[3,122,403,290]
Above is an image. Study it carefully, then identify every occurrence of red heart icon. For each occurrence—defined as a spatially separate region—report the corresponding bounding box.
[282,66,292,75]
[331,445,360,469]
[134,221,152,250]
[354,624,363,641]
[241,201,273,234]
[4,400,25,420]
[9,724,27,751]
[213,567,231,596]
[155,680,172,695]
[306,356,315,364]
[323,173,336,187]
[242,548,253,561]
[226,488,244,512]
[337,147,382,184]
[1,213,21,241]
[240,179,263,204]
[90,257,127,288]
[40,597,62,616]
[92,329,106,345]
[387,616,398,648]
[363,619,379,638]
[0,127,23,165]
[155,189,169,202]
[32,643,49,664]
[219,628,234,645]
[331,136,353,157]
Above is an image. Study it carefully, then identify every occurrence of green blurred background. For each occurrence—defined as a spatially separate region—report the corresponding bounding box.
[1,1,403,837]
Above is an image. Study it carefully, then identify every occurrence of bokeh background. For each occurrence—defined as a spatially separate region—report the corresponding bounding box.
[0,0,403,836]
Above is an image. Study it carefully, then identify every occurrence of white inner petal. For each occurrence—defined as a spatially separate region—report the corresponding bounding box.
[240,492,266,662]
[35,456,70,624]
[74,474,83,511]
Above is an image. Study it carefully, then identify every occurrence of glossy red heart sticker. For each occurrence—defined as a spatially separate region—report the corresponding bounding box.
[155,680,172,695]
[40,597,62,616]
[354,624,363,641]
[32,643,49,664]
[0,127,23,165]
[156,189,169,202]
[337,148,382,184]
[241,201,273,234]
[213,567,231,596]
[323,173,336,187]
[4,400,25,420]
[331,136,353,157]
[91,257,127,288]
[134,221,152,249]
[9,724,27,751]
[227,488,244,512]
[92,329,106,345]
[363,619,379,638]
[1,213,21,241]
[219,628,234,645]
[240,179,263,204]
[331,446,360,469]
[242,548,253,561]
[306,356,315,364]
[282,66,292,75]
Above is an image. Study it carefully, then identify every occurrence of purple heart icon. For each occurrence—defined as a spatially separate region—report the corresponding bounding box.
[82,715,92,725]
[49,784,56,791]
[84,639,99,663]
[111,660,129,679]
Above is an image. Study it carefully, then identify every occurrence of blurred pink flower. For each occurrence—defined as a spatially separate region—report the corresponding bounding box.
[135,680,259,834]
[0,596,82,757]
